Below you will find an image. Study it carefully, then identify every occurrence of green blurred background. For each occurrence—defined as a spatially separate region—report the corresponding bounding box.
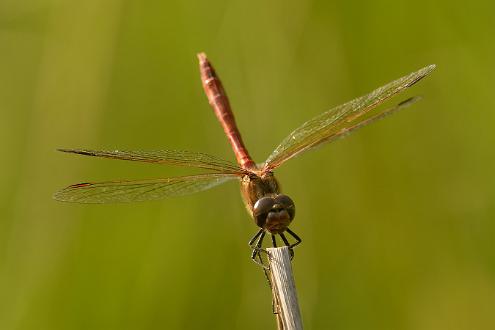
[1,0,494,329]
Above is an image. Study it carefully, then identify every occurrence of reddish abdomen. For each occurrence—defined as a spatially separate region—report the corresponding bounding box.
[198,53,255,170]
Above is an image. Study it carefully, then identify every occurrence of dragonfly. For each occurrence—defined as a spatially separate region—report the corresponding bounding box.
[54,53,435,260]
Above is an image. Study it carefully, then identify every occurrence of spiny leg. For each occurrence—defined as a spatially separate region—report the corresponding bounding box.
[249,229,266,262]
[271,234,277,247]
[250,231,267,267]
[248,228,264,248]
[249,230,272,287]
[280,232,295,259]
[286,228,302,248]
[280,233,290,246]
[256,231,266,250]
[256,231,266,254]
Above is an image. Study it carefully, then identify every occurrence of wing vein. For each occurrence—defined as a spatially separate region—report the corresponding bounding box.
[58,149,244,174]
[53,174,240,203]
[264,64,436,169]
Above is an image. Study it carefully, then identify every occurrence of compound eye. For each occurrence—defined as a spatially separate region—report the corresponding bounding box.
[274,194,294,208]
[253,197,275,217]
[274,194,295,219]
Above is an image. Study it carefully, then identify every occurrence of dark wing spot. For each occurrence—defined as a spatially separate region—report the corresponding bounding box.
[69,182,93,188]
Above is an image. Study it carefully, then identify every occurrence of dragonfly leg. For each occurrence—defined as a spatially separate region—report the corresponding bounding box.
[250,231,268,269]
[286,228,302,248]
[248,228,264,248]
[280,232,290,246]
[271,234,277,247]
[248,230,281,293]
[282,229,302,260]
[258,235,275,292]
[280,232,295,259]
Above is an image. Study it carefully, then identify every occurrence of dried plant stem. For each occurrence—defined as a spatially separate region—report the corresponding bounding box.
[267,246,303,330]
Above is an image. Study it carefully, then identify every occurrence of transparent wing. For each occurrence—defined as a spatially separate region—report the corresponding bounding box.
[53,173,239,204]
[58,149,243,174]
[264,64,436,170]
[311,96,421,147]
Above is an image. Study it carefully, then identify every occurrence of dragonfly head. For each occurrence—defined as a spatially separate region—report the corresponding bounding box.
[253,194,295,234]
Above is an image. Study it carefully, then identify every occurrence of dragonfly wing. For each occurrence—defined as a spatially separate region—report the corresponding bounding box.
[310,96,421,148]
[53,173,239,204]
[58,149,243,173]
[264,64,436,169]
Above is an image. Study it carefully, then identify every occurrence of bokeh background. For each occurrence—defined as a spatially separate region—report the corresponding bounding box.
[1,0,494,329]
